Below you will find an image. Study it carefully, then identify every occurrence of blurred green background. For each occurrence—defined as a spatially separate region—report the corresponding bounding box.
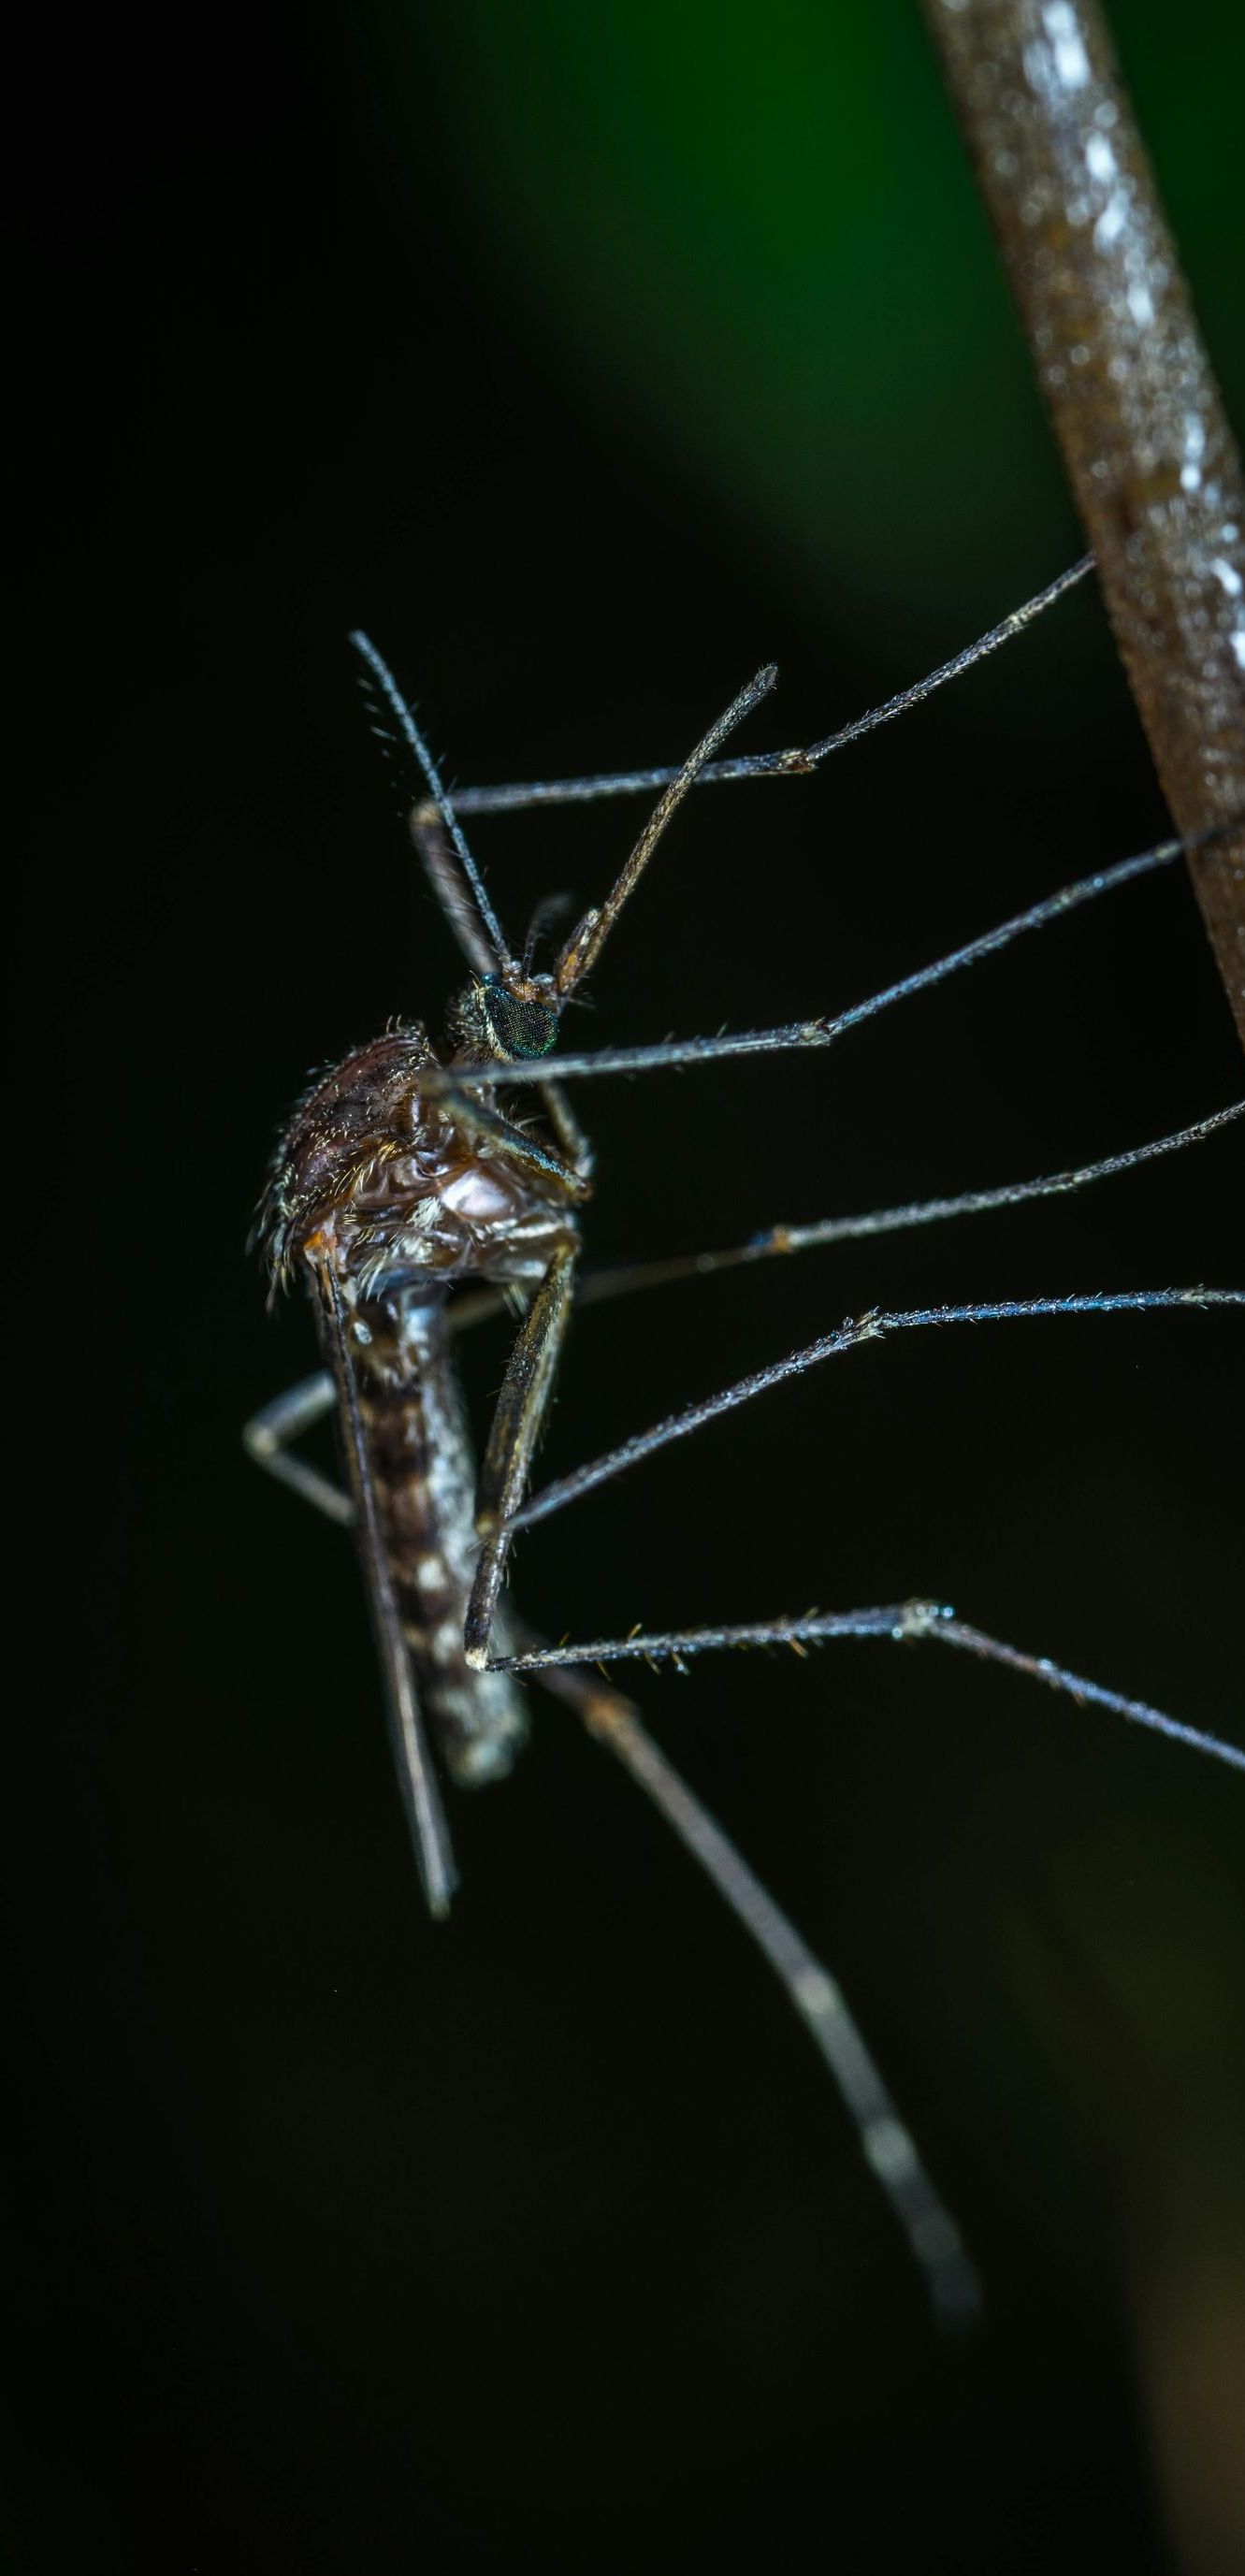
[373,0,1245,642]
[8,3,1245,2571]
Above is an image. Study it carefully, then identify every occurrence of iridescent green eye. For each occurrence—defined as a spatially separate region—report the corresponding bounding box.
[481,977,558,1062]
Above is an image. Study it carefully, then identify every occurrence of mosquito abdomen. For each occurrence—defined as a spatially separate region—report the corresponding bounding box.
[354,1291,527,1785]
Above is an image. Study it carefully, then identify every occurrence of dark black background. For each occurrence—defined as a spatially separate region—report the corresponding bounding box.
[7,5,1245,2569]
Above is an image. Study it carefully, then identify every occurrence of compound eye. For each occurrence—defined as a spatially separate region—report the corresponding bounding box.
[481,977,558,1062]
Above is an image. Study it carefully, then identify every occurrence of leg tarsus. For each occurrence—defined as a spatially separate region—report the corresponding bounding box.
[519,1628,980,2325]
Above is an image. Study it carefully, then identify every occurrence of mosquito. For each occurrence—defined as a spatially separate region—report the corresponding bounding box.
[246,556,1245,2323]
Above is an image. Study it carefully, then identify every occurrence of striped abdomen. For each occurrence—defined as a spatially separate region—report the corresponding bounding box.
[354,1290,527,1784]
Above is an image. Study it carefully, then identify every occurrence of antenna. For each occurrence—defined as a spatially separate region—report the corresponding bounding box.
[349,630,514,971]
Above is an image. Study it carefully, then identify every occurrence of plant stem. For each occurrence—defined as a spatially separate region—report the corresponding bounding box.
[922,0,1245,1052]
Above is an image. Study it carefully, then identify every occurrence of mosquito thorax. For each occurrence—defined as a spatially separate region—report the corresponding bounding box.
[446,972,560,1066]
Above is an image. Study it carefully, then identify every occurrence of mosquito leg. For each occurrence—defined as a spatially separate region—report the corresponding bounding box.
[508,1286,1245,1535]
[240,1238,584,1522]
[568,1098,1245,1314]
[500,1601,1245,1783]
[437,1099,1244,1350]
[922,1614,1245,1769]
[464,1241,580,1668]
[243,1371,351,1524]
[516,1628,980,2323]
[442,825,1202,1092]
[536,1077,594,1179]
[449,557,1094,818]
[435,1085,592,1203]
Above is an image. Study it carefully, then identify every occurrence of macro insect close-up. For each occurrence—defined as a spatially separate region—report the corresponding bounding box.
[247,580,1243,2333]
[13,1,1245,2570]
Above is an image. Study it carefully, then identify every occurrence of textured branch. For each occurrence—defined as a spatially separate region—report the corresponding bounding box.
[922,0,1245,1051]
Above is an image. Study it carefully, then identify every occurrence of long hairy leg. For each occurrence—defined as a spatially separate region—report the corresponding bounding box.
[501,1602,1245,1784]
[519,1630,982,2324]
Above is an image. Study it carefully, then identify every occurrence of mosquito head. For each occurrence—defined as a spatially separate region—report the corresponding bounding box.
[446,969,560,1066]
[353,633,780,1050]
